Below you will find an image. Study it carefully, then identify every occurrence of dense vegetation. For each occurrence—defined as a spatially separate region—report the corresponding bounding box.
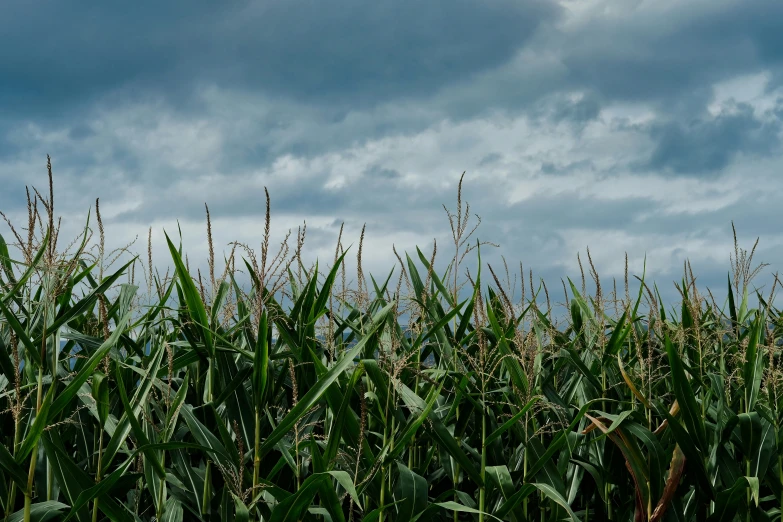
[1,163,782,521]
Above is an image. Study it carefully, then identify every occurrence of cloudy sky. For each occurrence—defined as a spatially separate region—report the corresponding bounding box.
[2,0,782,316]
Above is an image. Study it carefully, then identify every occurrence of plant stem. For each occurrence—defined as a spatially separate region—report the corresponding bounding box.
[379,383,390,522]
[478,408,486,522]
[202,461,211,516]
[5,414,22,521]
[252,406,261,520]
[778,452,782,519]
[92,430,104,522]
[523,414,528,520]
[24,368,44,522]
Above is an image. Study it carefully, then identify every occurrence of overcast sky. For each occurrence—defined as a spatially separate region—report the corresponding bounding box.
[2,0,782,317]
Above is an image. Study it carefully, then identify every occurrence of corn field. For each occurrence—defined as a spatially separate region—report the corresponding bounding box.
[1,163,783,522]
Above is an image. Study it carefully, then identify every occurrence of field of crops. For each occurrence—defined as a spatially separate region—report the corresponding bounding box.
[1,166,782,521]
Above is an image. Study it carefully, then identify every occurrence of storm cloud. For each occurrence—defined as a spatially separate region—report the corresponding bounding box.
[1,0,782,312]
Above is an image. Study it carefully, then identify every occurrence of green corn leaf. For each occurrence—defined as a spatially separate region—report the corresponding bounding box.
[7,501,70,522]
[161,497,184,522]
[0,298,40,366]
[42,432,132,522]
[38,261,136,339]
[359,501,404,522]
[416,245,456,309]
[267,474,327,522]
[181,404,236,474]
[163,371,190,443]
[710,476,760,521]
[252,308,269,404]
[603,310,631,363]
[665,333,707,453]
[429,502,502,521]
[0,233,15,283]
[327,470,361,512]
[430,412,484,487]
[662,408,714,499]
[0,442,27,490]
[15,380,55,463]
[386,379,443,464]
[0,329,16,385]
[49,289,133,419]
[99,320,164,471]
[486,396,540,444]
[210,280,230,329]
[232,493,249,522]
[91,370,109,428]
[307,438,350,522]
[727,273,738,336]
[114,360,166,479]
[485,294,529,400]
[62,440,210,522]
[165,232,214,357]
[526,400,596,479]
[486,465,524,520]
[62,457,135,521]
[526,437,565,494]
[743,313,764,412]
[570,458,606,503]
[0,228,49,306]
[584,414,650,517]
[532,483,579,522]
[495,483,537,519]
[171,449,204,515]
[325,363,363,468]
[309,249,350,325]
[393,379,483,486]
[258,301,395,458]
[561,346,602,392]
[214,352,254,456]
[394,462,428,521]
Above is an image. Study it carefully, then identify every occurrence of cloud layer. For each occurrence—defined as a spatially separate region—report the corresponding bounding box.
[2,0,782,313]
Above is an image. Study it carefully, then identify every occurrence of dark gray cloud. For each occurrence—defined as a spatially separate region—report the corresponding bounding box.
[2,0,781,129]
[560,1,783,110]
[0,0,558,119]
[643,103,782,175]
[2,0,783,317]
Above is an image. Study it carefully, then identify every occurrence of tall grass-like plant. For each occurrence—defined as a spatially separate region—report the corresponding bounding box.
[0,158,782,521]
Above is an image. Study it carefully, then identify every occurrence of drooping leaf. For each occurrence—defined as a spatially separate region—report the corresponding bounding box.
[7,501,70,522]
[394,463,428,521]
[91,370,109,428]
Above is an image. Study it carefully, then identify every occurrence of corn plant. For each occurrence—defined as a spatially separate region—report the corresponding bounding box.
[1,162,782,521]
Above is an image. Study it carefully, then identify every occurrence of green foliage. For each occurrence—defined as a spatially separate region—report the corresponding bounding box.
[1,175,783,522]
